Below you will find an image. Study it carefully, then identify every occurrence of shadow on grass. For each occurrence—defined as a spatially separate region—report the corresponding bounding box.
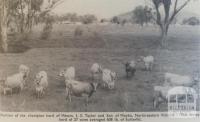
[0,33,31,53]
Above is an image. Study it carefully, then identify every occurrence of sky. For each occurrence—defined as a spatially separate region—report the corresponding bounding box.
[52,0,200,18]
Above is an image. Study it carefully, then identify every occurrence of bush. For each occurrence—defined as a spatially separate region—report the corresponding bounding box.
[41,24,53,39]
[74,26,83,37]
[19,33,30,41]
[121,19,127,26]
[111,16,120,24]
[132,5,153,26]
[40,15,54,39]
[182,17,200,26]
[80,14,97,24]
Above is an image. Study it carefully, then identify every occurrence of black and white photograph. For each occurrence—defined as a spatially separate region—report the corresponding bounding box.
[0,0,200,115]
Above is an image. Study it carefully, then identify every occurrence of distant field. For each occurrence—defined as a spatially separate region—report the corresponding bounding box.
[0,24,200,112]
[8,24,200,52]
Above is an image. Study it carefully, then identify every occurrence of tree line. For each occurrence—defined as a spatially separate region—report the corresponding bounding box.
[54,13,98,24]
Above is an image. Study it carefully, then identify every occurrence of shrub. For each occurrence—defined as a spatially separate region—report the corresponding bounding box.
[80,14,97,24]
[111,16,120,24]
[182,17,200,26]
[40,15,54,39]
[74,26,83,37]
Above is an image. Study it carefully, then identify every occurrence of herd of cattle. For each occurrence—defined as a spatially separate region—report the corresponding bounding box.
[0,55,199,109]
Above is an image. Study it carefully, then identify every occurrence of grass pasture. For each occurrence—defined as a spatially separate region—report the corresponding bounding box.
[0,24,200,112]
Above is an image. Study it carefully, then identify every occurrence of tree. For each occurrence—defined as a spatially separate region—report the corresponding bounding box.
[40,14,54,39]
[7,0,62,33]
[7,0,43,33]
[111,16,120,24]
[152,0,192,47]
[80,14,97,24]
[182,17,200,25]
[0,0,8,52]
[100,19,106,23]
[133,5,153,26]
[61,13,78,22]
[0,0,63,53]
